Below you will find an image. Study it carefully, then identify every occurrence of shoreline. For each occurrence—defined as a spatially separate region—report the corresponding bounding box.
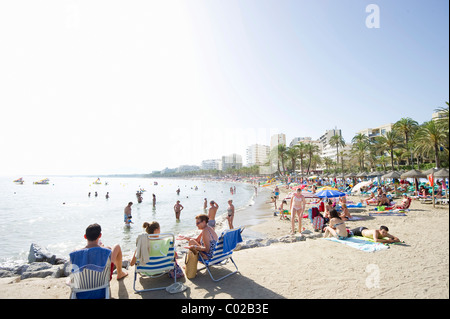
[0,183,448,299]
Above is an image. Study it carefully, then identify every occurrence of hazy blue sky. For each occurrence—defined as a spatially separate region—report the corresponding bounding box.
[0,0,448,175]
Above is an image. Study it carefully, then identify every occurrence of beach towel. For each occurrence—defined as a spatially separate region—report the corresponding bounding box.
[69,247,112,299]
[353,236,405,246]
[222,229,243,254]
[324,237,389,252]
[149,238,172,257]
[347,203,365,208]
[347,216,364,221]
[135,233,151,262]
[369,209,408,217]
[69,247,112,273]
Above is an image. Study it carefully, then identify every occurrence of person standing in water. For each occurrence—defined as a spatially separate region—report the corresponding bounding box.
[152,194,156,207]
[124,202,133,226]
[207,201,219,229]
[173,200,184,220]
[226,199,235,229]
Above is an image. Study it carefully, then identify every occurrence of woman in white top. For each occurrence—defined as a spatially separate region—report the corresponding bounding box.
[290,188,306,235]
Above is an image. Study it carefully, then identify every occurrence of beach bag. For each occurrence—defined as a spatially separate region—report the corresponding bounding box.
[168,262,184,279]
[376,206,386,211]
[184,250,198,279]
[313,216,324,231]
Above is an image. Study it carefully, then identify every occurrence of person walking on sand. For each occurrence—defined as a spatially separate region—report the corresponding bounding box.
[226,199,235,229]
[124,202,133,225]
[174,200,184,220]
[208,200,219,228]
[290,188,306,235]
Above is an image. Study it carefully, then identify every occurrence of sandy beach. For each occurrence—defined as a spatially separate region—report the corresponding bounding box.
[0,185,448,300]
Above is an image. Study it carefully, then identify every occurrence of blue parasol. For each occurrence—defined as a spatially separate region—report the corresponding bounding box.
[315,189,346,198]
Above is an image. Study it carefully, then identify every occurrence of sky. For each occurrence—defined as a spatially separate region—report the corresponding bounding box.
[0,0,448,176]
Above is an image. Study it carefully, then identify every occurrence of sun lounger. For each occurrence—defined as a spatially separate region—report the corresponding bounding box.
[68,247,112,299]
[197,227,244,282]
[133,233,176,293]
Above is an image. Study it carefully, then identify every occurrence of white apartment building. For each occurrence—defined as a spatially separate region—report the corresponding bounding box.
[246,144,270,166]
[201,159,222,171]
[270,133,286,150]
[357,123,393,142]
[289,137,312,147]
[222,154,243,171]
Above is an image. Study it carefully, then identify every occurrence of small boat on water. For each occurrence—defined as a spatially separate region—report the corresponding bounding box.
[93,178,101,185]
[13,177,24,184]
[34,178,50,185]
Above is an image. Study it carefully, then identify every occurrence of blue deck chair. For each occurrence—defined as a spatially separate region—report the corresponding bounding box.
[133,233,176,293]
[69,247,112,299]
[197,227,244,282]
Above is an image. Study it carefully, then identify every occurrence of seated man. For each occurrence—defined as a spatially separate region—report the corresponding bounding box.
[350,225,400,243]
[76,223,128,280]
[377,194,391,206]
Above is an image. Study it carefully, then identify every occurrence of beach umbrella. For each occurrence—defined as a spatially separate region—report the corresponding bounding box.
[351,180,372,193]
[291,184,307,191]
[423,167,439,176]
[382,171,401,179]
[317,186,339,191]
[315,189,346,198]
[400,169,426,179]
[356,172,368,178]
[433,168,449,178]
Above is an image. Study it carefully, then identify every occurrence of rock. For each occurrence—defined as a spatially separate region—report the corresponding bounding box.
[20,263,66,279]
[0,269,15,278]
[28,243,56,264]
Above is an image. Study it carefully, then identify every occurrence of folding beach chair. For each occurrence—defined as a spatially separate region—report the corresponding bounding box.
[133,233,176,293]
[197,227,244,282]
[68,247,112,299]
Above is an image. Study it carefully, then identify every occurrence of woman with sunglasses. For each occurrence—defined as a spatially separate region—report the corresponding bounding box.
[180,214,218,260]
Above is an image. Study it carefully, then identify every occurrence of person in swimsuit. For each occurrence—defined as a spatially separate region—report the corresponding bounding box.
[290,188,306,234]
[226,199,235,229]
[324,209,348,240]
[350,225,400,243]
[173,200,184,220]
[183,214,218,260]
[208,200,219,228]
[124,202,133,225]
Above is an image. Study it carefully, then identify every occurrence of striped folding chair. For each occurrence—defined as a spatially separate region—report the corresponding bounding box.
[69,247,112,299]
[197,227,244,282]
[133,233,176,293]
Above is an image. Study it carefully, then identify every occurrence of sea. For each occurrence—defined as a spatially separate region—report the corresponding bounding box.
[0,175,270,268]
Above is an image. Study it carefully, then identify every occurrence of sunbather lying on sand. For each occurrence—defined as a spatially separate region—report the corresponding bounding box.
[350,226,400,243]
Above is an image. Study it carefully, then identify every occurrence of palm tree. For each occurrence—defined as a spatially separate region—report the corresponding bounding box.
[393,117,419,165]
[351,133,370,171]
[285,146,300,173]
[276,144,287,175]
[323,157,334,172]
[329,133,346,169]
[304,143,320,174]
[414,120,448,168]
[374,130,402,171]
[295,142,307,176]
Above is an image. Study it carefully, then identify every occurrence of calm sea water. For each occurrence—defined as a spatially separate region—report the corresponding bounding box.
[0,176,258,266]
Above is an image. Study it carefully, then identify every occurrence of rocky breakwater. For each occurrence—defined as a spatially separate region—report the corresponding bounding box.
[0,243,70,279]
